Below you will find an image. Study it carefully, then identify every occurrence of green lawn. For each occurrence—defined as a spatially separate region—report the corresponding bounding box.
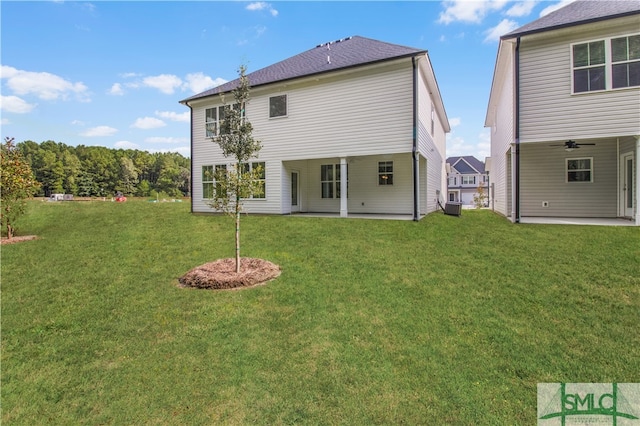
[2,200,639,424]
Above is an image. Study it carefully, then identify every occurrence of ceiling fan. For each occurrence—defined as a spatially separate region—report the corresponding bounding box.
[549,140,596,151]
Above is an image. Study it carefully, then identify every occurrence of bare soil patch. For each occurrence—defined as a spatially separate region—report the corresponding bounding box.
[1,235,38,245]
[178,257,281,290]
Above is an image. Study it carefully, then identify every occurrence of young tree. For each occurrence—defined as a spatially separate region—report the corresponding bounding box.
[473,184,487,209]
[0,137,41,238]
[209,65,263,273]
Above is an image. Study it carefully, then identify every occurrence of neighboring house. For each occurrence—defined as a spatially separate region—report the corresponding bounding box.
[446,156,488,206]
[485,1,640,225]
[180,36,450,220]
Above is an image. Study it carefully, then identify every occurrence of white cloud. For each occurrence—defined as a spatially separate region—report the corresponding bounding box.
[438,0,508,24]
[183,72,225,94]
[0,95,37,113]
[108,83,124,95]
[505,0,538,17]
[81,126,118,137]
[1,118,11,125]
[71,120,85,126]
[246,2,278,17]
[484,19,519,43]
[145,136,189,144]
[540,0,576,17]
[142,74,183,94]
[131,117,166,129]
[0,65,89,102]
[114,140,140,150]
[155,110,190,122]
[449,117,461,127]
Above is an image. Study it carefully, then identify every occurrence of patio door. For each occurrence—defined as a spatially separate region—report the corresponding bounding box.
[620,152,634,217]
[291,171,300,213]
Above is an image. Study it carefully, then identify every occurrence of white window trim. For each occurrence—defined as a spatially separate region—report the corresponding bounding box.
[243,161,266,200]
[566,157,594,183]
[269,94,288,119]
[570,33,640,95]
[378,161,393,186]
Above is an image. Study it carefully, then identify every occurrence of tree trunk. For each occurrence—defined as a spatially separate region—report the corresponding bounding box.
[235,197,241,273]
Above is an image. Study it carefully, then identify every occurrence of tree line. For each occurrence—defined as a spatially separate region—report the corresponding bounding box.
[16,140,190,198]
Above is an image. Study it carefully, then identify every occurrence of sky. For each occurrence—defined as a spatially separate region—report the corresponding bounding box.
[1,0,575,160]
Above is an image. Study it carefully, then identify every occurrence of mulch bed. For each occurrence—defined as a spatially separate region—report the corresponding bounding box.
[178,257,281,290]
[1,235,38,245]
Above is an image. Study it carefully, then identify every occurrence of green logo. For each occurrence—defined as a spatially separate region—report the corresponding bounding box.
[538,383,640,425]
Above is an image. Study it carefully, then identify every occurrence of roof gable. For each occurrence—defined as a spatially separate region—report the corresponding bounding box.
[503,0,640,39]
[181,36,425,103]
[446,156,485,174]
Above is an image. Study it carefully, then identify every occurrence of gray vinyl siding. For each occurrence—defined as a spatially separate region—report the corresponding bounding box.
[487,43,515,218]
[519,142,617,217]
[518,18,640,143]
[248,61,414,161]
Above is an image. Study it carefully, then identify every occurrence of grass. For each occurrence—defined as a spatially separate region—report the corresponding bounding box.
[1,199,639,424]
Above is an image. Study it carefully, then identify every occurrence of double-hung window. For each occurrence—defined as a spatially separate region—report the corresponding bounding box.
[205,108,218,138]
[612,35,640,89]
[240,162,266,199]
[378,161,393,185]
[202,164,228,199]
[321,164,346,198]
[572,41,606,92]
[462,175,476,185]
[566,158,593,183]
[572,34,640,93]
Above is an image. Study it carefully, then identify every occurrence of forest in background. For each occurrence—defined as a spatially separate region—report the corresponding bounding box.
[16,140,190,198]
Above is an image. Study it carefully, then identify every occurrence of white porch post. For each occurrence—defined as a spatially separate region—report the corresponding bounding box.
[636,137,640,226]
[340,157,348,218]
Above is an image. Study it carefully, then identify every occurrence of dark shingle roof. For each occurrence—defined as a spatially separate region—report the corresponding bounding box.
[180,36,425,104]
[503,0,640,39]
[446,156,485,174]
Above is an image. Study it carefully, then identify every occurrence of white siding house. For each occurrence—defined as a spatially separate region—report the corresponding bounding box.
[446,156,488,206]
[181,36,450,220]
[485,1,640,225]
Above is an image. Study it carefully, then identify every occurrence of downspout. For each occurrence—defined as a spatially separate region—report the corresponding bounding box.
[514,37,521,223]
[412,56,419,221]
[186,102,194,213]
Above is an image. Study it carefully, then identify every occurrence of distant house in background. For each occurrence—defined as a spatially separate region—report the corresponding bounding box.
[446,156,488,206]
[181,36,450,220]
[485,0,639,225]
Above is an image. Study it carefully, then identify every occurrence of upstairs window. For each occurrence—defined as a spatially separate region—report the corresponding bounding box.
[571,34,640,93]
[205,108,218,138]
[612,35,640,89]
[462,176,476,185]
[567,158,593,183]
[573,40,605,92]
[269,95,287,118]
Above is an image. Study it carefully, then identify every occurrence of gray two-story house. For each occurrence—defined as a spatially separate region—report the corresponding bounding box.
[485,1,639,225]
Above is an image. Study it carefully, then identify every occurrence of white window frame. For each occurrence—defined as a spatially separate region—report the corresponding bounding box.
[269,95,287,118]
[570,33,640,94]
[205,108,218,138]
[611,34,640,89]
[240,161,266,199]
[201,164,228,199]
[378,161,393,186]
[462,175,476,185]
[320,164,346,198]
[566,157,594,183]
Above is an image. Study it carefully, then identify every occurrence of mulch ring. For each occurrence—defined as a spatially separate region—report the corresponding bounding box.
[1,235,38,245]
[178,257,281,290]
